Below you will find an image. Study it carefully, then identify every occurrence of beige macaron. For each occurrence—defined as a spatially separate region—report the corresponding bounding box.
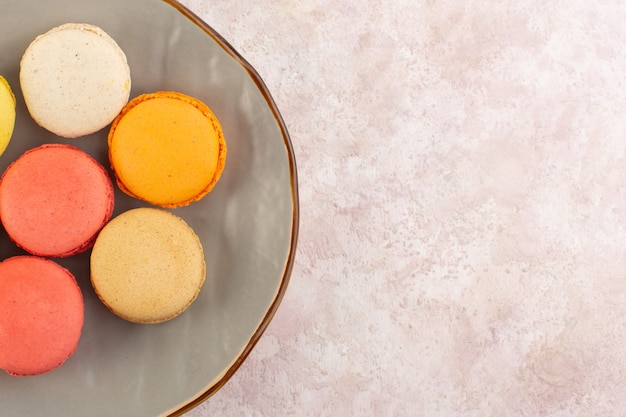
[20,23,131,138]
[90,208,206,324]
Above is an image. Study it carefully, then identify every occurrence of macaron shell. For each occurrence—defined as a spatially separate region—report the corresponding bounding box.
[90,207,206,324]
[0,256,84,376]
[108,91,226,208]
[0,144,114,257]
[20,23,131,138]
[0,75,16,156]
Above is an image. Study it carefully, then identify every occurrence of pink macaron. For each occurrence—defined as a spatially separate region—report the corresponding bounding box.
[0,256,84,376]
[0,143,114,257]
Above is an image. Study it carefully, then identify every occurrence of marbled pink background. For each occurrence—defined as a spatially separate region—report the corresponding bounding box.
[180,1,626,416]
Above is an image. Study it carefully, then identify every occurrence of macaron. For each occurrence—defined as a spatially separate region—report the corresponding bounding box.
[108,91,226,208]
[0,75,16,155]
[0,143,114,257]
[20,23,131,138]
[0,256,84,376]
[90,207,206,324]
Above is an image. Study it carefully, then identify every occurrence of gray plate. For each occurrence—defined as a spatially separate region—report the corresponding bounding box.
[0,0,299,416]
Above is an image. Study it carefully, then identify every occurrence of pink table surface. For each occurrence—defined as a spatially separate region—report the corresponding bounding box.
[180,1,626,416]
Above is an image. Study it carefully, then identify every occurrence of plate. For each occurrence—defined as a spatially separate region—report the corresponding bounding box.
[0,0,299,416]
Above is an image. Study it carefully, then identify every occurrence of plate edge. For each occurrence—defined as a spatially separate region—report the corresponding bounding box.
[159,1,300,415]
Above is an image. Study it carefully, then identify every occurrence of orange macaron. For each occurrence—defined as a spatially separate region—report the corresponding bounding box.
[108,91,226,208]
[0,256,84,376]
[0,143,114,257]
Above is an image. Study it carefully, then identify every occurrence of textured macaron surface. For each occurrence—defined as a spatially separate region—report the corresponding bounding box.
[108,91,226,208]
[0,144,114,257]
[20,23,131,138]
[0,256,84,376]
[0,75,16,156]
[90,207,206,324]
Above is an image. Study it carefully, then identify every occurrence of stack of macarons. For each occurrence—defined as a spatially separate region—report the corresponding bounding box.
[0,22,227,376]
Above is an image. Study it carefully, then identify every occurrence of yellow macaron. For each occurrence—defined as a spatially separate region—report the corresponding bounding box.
[0,75,16,156]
